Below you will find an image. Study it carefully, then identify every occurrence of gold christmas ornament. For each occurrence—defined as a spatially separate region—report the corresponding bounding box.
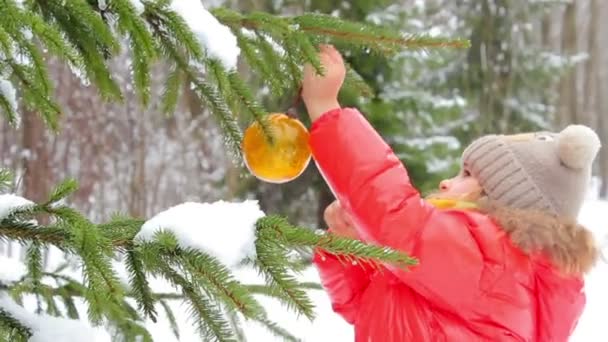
[242,113,311,183]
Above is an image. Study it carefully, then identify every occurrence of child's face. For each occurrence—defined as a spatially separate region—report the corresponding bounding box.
[434,171,484,201]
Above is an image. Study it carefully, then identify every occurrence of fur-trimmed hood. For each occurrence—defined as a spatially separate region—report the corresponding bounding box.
[479,200,599,275]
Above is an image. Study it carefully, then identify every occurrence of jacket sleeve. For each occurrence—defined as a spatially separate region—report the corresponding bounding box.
[309,107,434,254]
[309,108,501,313]
[312,249,374,324]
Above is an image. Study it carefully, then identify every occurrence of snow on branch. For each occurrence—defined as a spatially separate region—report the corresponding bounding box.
[135,200,264,267]
[169,0,240,70]
[0,295,111,342]
[0,79,19,127]
[0,194,34,220]
[0,256,27,285]
[128,0,145,16]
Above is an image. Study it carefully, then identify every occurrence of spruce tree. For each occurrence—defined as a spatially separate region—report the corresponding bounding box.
[0,0,467,340]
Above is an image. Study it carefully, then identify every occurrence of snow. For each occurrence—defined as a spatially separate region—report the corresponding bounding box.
[0,79,18,121]
[434,96,467,108]
[129,0,144,15]
[138,266,354,342]
[0,295,111,342]
[100,0,143,15]
[0,194,34,220]
[0,255,27,284]
[241,28,285,55]
[540,52,589,69]
[570,199,608,342]
[134,200,265,266]
[393,135,461,150]
[170,0,240,70]
[237,267,354,341]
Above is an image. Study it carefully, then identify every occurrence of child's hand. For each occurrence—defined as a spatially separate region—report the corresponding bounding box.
[302,44,346,122]
[324,200,359,240]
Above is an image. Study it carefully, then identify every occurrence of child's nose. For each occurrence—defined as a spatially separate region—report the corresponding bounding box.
[439,179,451,191]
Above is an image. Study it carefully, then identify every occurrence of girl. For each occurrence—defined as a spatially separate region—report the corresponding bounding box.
[303,45,601,342]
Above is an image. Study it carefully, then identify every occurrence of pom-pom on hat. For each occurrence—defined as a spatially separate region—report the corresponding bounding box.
[461,125,601,219]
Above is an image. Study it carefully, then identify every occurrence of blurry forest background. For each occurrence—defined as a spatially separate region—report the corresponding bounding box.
[1,0,607,265]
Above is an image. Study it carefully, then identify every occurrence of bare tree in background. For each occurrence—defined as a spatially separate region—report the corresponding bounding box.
[21,109,51,205]
[596,2,608,198]
[584,0,600,129]
[557,1,579,127]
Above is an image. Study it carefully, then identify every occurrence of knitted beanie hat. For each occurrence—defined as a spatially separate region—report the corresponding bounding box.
[461,125,601,219]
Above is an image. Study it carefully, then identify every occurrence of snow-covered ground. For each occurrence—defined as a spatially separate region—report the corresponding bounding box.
[570,199,608,342]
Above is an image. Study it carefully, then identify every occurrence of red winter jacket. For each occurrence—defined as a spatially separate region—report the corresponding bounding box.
[310,108,586,342]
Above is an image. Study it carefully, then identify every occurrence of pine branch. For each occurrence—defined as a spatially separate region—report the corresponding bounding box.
[344,63,375,98]
[7,60,62,130]
[226,69,273,143]
[0,169,13,191]
[258,216,418,269]
[0,189,418,341]
[40,286,60,317]
[179,249,265,320]
[0,308,31,340]
[160,65,183,115]
[22,9,82,68]
[254,318,300,342]
[0,222,68,247]
[146,10,243,158]
[32,0,122,100]
[109,0,157,105]
[45,178,79,205]
[254,231,316,320]
[57,287,80,319]
[244,282,322,298]
[226,310,246,342]
[0,0,470,159]
[125,248,158,322]
[234,29,286,96]
[213,9,470,53]
[159,300,180,340]
[0,93,17,127]
[159,264,236,342]
[0,4,468,340]
[54,207,126,323]
[293,14,470,51]
[25,242,43,313]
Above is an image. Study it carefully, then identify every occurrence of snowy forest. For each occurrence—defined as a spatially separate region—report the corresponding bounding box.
[0,0,607,341]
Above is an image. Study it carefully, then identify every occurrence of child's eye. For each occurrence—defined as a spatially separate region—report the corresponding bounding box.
[463,169,471,177]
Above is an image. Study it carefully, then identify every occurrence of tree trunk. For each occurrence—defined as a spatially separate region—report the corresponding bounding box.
[583,0,600,128]
[557,2,578,127]
[599,78,608,198]
[599,1,608,198]
[21,110,52,262]
[22,111,51,203]
[127,106,147,218]
[467,0,513,135]
[541,11,552,48]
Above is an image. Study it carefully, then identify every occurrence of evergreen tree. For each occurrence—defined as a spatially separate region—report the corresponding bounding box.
[240,0,475,227]
[0,0,467,340]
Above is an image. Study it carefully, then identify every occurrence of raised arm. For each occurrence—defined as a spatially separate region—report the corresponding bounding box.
[309,107,434,251]
[302,46,509,320]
